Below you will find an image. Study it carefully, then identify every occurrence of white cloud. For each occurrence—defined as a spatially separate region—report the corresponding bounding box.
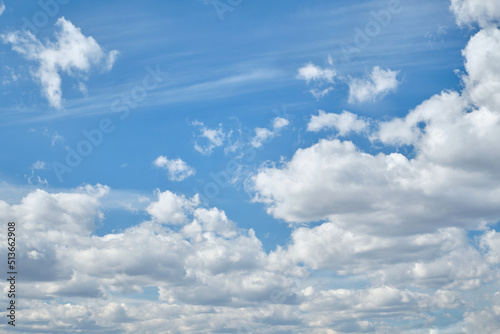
[251,117,289,148]
[193,122,226,155]
[0,182,498,333]
[0,1,5,16]
[1,17,118,108]
[2,5,500,334]
[251,127,273,148]
[348,66,400,103]
[273,117,289,129]
[153,155,196,181]
[450,0,500,27]
[297,62,336,83]
[247,25,500,327]
[252,29,500,233]
[462,27,500,111]
[297,61,336,99]
[307,110,368,135]
[146,190,199,224]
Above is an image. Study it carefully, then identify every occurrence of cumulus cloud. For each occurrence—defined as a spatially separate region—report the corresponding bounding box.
[297,62,336,83]
[4,4,500,334]
[450,0,500,27]
[0,1,5,16]
[252,28,500,234]
[146,190,199,224]
[348,66,400,103]
[246,24,500,333]
[462,27,500,111]
[307,110,369,135]
[251,117,289,148]
[153,155,195,181]
[1,17,118,108]
[0,182,498,333]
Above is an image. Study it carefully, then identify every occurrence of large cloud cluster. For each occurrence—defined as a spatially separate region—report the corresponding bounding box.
[0,179,498,333]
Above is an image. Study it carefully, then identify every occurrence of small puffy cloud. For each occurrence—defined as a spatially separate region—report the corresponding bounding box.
[153,156,195,181]
[193,121,225,155]
[251,128,273,148]
[272,117,289,129]
[0,1,5,16]
[348,66,400,103]
[450,0,500,27]
[251,117,289,148]
[297,62,336,84]
[307,110,368,135]
[1,17,118,108]
[297,61,336,99]
[146,190,200,224]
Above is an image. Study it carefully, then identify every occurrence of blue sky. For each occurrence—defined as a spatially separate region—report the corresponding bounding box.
[1,0,500,333]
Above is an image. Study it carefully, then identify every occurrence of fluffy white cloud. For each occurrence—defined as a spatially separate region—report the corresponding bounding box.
[0,1,5,16]
[307,110,368,135]
[348,66,400,103]
[450,0,500,27]
[153,155,195,181]
[462,27,500,111]
[3,4,500,334]
[253,27,500,232]
[273,117,289,129]
[246,22,500,332]
[297,61,336,99]
[251,117,289,148]
[1,17,118,108]
[0,183,498,333]
[146,190,199,224]
[296,62,335,84]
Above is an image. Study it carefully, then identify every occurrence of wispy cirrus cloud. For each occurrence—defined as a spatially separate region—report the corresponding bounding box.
[153,155,196,181]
